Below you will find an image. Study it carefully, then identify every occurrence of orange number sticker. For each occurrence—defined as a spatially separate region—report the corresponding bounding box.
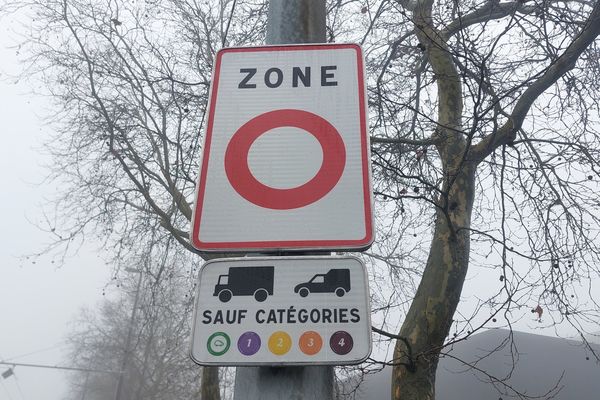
[299,331,323,355]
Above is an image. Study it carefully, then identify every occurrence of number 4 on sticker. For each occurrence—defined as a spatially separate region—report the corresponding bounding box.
[330,331,353,355]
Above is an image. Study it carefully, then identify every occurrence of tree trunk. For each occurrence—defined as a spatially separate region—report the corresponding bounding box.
[390,0,472,396]
[201,366,221,400]
[392,165,476,400]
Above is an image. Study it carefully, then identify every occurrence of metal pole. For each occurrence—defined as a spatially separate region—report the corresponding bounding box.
[0,361,118,375]
[266,0,326,45]
[233,1,334,399]
[80,370,90,400]
[114,269,144,400]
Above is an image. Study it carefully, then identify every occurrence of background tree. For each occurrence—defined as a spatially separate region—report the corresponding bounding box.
[345,1,600,399]
[65,240,235,400]
[2,0,267,397]
[3,0,600,399]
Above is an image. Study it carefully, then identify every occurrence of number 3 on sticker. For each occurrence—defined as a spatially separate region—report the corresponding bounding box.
[299,331,323,355]
[268,331,292,355]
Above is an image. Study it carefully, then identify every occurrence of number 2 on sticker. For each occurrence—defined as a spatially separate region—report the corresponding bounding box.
[268,331,291,355]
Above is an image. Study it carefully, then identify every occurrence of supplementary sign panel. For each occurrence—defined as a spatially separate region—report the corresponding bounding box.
[190,256,372,366]
[190,44,373,252]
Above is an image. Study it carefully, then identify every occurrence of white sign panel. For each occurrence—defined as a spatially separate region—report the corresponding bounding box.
[190,44,373,252]
[190,256,372,366]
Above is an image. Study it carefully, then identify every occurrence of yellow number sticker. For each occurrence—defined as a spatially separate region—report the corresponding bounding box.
[268,331,292,355]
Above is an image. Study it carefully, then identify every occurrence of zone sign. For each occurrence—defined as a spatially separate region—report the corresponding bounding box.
[191,44,373,252]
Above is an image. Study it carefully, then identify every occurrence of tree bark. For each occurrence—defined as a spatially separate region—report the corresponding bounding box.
[392,165,476,400]
[391,0,473,396]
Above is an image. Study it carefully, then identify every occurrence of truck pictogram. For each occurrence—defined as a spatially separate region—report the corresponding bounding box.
[294,269,350,298]
[214,266,274,303]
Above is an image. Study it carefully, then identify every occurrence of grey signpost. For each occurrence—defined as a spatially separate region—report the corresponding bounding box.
[240,3,331,398]
[266,0,326,46]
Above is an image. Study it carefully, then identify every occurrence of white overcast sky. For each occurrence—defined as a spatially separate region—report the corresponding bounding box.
[0,20,111,400]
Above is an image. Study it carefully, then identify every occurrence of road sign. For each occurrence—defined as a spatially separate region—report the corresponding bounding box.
[190,256,372,366]
[190,44,373,252]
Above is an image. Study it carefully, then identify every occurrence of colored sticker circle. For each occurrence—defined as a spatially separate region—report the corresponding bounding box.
[238,331,261,356]
[268,331,292,355]
[207,332,231,356]
[329,331,353,355]
[224,109,346,210]
[298,331,323,356]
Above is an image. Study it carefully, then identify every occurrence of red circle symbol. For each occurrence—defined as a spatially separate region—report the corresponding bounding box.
[224,109,346,210]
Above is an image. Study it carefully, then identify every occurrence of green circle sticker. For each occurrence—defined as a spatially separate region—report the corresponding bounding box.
[207,332,231,356]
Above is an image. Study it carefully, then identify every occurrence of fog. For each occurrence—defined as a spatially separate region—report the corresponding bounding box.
[0,23,110,400]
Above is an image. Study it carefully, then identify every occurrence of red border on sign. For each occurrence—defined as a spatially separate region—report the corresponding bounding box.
[225,109,345,210]
[191,43,373,251]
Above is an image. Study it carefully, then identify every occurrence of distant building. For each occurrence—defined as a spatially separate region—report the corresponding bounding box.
[343,329,600,399]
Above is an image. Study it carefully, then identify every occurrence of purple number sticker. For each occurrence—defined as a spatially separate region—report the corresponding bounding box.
[238,331,261,356]
[330,331,353,355]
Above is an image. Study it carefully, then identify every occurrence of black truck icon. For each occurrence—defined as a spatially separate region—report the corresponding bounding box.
[213,266,274,303]
[294,269,351,298]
